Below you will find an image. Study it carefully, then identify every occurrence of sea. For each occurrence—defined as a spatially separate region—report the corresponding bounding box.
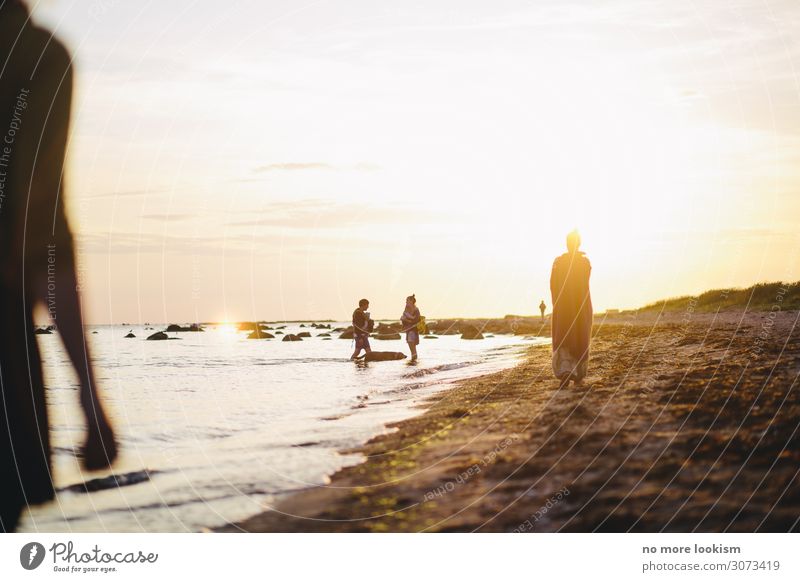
[18,323,546,532]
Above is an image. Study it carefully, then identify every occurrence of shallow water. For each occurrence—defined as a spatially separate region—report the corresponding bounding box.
[19,324,545,532]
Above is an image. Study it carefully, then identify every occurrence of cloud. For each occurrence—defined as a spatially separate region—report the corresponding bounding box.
[253,163,334,173]
[252,162,381,173]
[141,213,195,222]
[228,199,426,229]
[85,188,171,200]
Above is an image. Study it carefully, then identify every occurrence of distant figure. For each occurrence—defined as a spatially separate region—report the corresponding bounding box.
[350,298,373,360]
[0,1,117,532]
[539,300,547,322]
[550,231,593,386]
[401,294,422,362]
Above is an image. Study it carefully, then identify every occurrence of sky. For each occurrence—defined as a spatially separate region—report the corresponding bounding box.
[27,0,800,323]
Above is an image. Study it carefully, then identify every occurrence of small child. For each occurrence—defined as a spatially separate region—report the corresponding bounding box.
[350,298,373,360]
[401,294,422,362]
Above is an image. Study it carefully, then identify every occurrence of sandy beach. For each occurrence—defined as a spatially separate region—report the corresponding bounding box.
[219,309,799,532]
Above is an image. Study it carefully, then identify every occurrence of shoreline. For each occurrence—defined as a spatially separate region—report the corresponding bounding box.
[217,309,799,532]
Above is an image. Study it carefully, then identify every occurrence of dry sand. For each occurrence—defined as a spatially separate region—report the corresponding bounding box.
[218,309,799,532]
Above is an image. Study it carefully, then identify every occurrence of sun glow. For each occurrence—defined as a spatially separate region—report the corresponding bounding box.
[216,323,239,339]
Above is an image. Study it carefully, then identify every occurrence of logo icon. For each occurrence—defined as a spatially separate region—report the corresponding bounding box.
[20,542,46,570]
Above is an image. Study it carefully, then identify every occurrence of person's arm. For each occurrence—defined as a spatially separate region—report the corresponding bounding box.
[352,311,366,334]
[29,44,116,470]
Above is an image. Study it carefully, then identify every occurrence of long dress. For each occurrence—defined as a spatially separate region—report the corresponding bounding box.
[549,251,593,382]
[0,1,75,528]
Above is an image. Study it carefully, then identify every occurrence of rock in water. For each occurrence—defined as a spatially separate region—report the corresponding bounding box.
[374,333,402,340]
[60,469,155,494]
[282,334,303,342]
[247,329,274,339]
[166,323,204,332]
[460,325,485,340]
[363,351,407,362]
[124,332,136,338]
[146,331,169,340]
[297,331,312,338]
[339,328,355,339]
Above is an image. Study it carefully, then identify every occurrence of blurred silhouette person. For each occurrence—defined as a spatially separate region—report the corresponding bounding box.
[401,294,421,362]
[550,231,593,386]
[0,1,117,532]
[350,298,373,360]
[539,299,546,322]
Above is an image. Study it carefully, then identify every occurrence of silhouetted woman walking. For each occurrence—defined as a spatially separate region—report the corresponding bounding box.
[0,1,117,531]
[550,231,593,386]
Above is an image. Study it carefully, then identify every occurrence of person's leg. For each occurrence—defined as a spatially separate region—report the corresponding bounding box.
[0,498,24,533]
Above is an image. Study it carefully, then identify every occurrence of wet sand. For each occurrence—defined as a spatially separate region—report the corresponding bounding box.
[218,309,799,532]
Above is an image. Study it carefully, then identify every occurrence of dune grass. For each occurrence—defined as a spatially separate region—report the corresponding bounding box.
[638,281,800,313]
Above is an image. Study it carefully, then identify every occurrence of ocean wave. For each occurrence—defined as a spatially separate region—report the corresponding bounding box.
[402,361,480,378]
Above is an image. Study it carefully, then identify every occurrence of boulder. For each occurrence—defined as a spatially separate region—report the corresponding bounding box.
[147,331,170,340]
[374,333,402,340]
[375,322,401,334]
[275,331,284,334]
[339,327,355,339]
[512,322,541,335]
[297,332,312,338]
[282,334,303,342]
[438,329,460,335]
[317,332,331,337]
[247,329,274,339]
[424,335,438,339]
[124,332,136,338]
[166,323,204,332]
[460,325,485,340]
[363,351,407,362]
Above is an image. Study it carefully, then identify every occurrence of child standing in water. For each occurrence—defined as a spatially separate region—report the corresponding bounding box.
[350,298,373,360]
[401,294,422,362]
